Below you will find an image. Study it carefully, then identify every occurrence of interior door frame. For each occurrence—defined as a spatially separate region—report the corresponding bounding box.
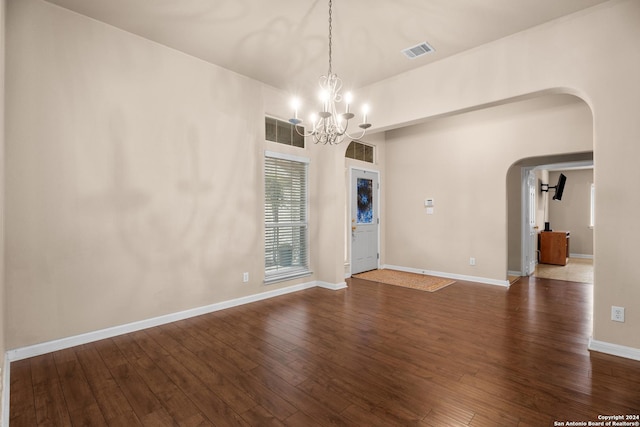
[349,166,380,275]
[521,167,537,276]
[520,160,593,276]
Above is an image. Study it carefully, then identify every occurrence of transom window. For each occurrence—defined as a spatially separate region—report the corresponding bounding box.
[345,140,374,163]
[265,117,305,148]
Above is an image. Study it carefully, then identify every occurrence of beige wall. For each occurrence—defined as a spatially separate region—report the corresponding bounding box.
[384,95,592,281]
[4,0,640,361]
[4,0,332,349]
[363,0,640,350]
[548,169,593,256]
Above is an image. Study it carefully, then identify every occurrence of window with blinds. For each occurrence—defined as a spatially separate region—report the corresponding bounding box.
[264,152,310,283]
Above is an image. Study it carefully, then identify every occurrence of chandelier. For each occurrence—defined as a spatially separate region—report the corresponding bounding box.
[288,0,371,145]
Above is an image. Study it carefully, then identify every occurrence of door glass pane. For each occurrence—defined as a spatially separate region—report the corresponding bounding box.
[357,178,373,224]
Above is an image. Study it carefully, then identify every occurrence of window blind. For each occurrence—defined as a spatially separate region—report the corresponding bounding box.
[264,153,309,282]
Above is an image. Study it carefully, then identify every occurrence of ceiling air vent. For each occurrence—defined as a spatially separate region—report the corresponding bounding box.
[401,42,435,59]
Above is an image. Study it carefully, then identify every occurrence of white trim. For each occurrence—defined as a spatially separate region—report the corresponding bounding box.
[521,166,533,277]
[5,279,340,363]
[316,281,348,290]
[382,264,511,287]
[508,270,524,277]
[569,253,593,259]
[343,262,351,279]
[264,150,310,164]
[589,182,595,228]
[2,356,9,427]
[589,338,640,362]
[533,160,594,172]
[264,270,312,285]
[348,164,381,176]
[349,167,381,275]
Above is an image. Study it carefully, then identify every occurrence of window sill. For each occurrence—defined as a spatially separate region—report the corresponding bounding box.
[264,269,312,285]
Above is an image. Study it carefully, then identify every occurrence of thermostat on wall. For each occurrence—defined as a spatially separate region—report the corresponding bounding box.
[424,198,434,207]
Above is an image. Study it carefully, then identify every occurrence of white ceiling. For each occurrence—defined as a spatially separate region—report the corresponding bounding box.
[44,0,610,93]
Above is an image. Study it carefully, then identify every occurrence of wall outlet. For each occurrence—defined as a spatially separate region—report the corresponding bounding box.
[243,272,249,283]
[611,306,625,322]
[469,257,476,266]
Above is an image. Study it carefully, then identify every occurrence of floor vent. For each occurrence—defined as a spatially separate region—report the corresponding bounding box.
[401,42,435,59]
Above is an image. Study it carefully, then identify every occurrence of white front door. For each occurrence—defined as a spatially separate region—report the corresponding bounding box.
[351,169,379,274]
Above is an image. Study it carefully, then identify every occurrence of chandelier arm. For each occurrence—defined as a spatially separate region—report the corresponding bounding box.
[292,123,315,138]
[338,117,366,140]
[344,128,366,141]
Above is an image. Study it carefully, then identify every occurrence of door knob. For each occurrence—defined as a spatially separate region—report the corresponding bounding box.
[352,226,357,231]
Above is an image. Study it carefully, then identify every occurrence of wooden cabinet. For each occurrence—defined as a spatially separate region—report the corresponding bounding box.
[539,231,570,265]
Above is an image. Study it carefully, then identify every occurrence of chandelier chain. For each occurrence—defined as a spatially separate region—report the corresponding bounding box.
[287,0,371,144]
[328,0,333,75]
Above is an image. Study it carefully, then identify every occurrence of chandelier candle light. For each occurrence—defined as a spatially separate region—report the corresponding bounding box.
[289,0,371,145]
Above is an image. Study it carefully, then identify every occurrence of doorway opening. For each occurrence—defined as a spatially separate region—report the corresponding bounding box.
[513,155,594,284]
[350,168,380,275]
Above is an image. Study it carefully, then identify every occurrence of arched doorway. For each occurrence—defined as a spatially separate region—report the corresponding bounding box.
[511,157,594,281]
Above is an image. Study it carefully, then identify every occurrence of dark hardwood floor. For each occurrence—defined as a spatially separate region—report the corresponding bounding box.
[10,276,640,426]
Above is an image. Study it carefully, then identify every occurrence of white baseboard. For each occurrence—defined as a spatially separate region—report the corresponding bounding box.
[570,253,594,259]
[5,279,345,363]
[588,338,640,361]
[383,264,511,287]
[317,281,348,290]
[508,270,524,277]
